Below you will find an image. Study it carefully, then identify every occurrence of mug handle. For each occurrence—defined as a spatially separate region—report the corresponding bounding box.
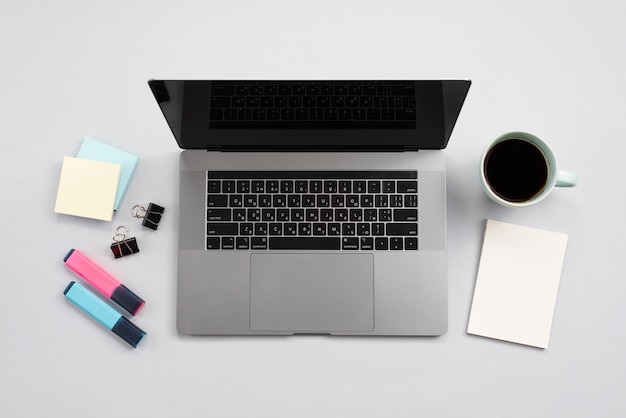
[556,170,578,187]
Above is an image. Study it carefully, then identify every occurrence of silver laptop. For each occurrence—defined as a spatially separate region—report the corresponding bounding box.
[148,80,471,336]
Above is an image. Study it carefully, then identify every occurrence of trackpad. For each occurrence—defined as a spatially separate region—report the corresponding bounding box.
[250,253,374,332]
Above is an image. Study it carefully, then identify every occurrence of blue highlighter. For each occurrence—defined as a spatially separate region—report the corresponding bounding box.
[63,281,146,348]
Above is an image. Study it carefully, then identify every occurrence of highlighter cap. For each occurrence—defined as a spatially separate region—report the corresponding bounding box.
[111,285,145,316]
[111,316,146,348]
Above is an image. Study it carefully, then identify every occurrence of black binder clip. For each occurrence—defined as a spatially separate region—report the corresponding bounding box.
[110,226,140,259]
[132,203,164,231]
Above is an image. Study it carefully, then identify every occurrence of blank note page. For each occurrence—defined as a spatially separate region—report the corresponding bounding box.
[467,219,568,349]
[54,157,121,221]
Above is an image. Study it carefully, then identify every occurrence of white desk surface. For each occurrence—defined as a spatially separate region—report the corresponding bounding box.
[2,1,625,416]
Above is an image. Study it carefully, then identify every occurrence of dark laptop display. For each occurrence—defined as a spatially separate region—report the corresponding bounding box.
[149,80,470,150]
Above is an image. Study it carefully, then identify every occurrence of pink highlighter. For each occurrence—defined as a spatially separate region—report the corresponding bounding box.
[64,249,145,316]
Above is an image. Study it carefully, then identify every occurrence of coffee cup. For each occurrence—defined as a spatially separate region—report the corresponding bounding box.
[480,131,577,207]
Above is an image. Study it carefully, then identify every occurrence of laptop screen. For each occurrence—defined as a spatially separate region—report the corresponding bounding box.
[148,80,470,151]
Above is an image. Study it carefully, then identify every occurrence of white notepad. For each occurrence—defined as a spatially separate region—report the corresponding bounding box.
[467,220,568,349]
[54,157,121,221]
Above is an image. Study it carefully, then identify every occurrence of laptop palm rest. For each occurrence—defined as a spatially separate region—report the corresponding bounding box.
[250,253,374,333]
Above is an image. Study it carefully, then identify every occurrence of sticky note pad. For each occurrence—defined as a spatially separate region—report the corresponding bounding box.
[467,220,568,349]
[76,137,139,210]
[54,157,121,221]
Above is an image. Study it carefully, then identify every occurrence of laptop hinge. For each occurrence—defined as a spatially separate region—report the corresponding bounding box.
[206,146,410,152]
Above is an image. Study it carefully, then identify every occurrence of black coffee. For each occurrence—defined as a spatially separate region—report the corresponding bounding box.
[484,139,548,202]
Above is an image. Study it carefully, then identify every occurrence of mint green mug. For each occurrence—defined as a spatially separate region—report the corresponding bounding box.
[480,132,577,207]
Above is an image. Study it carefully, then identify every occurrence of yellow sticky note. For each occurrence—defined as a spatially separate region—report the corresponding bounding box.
[54,157,121,221]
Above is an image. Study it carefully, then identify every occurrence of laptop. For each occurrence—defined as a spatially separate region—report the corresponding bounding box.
[148,80,471,336]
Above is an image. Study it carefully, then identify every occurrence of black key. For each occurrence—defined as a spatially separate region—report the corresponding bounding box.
[298,223,312,235]
[364,209,377,221]
[280,180,294,193]
[221,237,235,250]
[291,209,304,221]
[267,181,279,193]
[342,223,356,235]
[287,194,301,207]
[295,181,308,193]
[354,181,367,193]
[310,181,323,193]
[395,109,417,121]
[339,181,351,193]
[247,208,260,221]
[233,209,246,221]
[350,209,363,221]
[360,237,374,250]
[325,223,339,236]
[335,209,348,221]
[244,195,257,207]
[368,181,381,193]
[386,223,418,236]
[211,85,235,95]
[342,238,359,250]
[207,223,238,235]
[276,209,289,221]
[382,181,395,193]
[207,209,231,221]
[405,237,418,250]
[394,209,418,221]
[236,237,250,250]
[252,181,264,193]
[360,195,374,207]
[251,237,268,250]
[284,223,297,235]
[262,209,275,221]
[240,223,254,235]
[269,223,283,235]
[223,181,236,193]
[375,238,388,250]
[372,223,385,236]
[375,195,388,207]
[391,238,404,250]
[397,181,418,193]
[229,194,243,207]
[302,195,316,207]
[270,237,340,250]
[404,195,418,207]
[313,223,326,235]
[207,195,228,207]
[208,181,221,193]
[273,194,286,207]
[237,180,250,193]
[320,209,333,221]
[210,109,223,120]
[391,85,415,96]
[357,223,370,236]
[331,195,344,207]
[346,195,359,207]
[258,195,272,207]
[324,181,338,193]
[254,223,268,235]
[317,195,330,207]
[390,195,403,207]
[206,237,220,250]
[379,209,392,221]
[306,209,319,222]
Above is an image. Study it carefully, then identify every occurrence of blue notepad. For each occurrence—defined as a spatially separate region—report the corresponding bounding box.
[76,137,139,210]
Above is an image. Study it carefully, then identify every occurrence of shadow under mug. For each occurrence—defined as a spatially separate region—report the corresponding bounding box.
[480,132,577,207]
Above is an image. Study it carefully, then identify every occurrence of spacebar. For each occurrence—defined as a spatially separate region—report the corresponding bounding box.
[269,237,340,250]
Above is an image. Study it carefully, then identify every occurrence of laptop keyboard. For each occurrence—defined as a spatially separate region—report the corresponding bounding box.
[206,171,418,251]
[208,81,418,129]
